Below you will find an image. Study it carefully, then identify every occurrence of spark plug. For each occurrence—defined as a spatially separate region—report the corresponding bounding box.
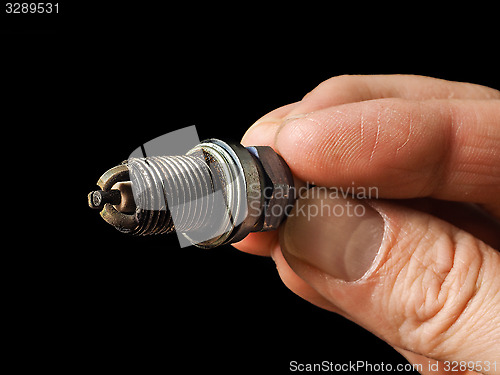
[88,139,295,248]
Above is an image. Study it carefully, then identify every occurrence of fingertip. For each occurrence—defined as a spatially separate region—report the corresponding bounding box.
[231,231,279,257]
[271,243,343,314]
[241,120,280,147]
[241,102,299,147]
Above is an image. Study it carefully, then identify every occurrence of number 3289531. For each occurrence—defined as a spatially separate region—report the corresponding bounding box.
[6,3,59,14]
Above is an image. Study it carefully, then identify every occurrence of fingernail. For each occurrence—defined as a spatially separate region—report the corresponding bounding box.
[242,114,308,147]
[242,102,303,146]
[281,188,384,281]
[275,113,309,133]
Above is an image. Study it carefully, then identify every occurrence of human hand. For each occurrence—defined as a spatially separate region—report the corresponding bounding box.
[233,75,500,374]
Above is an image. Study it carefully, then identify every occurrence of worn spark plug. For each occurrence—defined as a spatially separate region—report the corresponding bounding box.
[88,139,295,248]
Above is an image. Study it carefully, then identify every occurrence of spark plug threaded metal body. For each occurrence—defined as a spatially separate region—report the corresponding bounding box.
[89,139,295,248]
[128,155,215,235]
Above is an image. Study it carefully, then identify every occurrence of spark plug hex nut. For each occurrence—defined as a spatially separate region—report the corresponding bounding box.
[246,146,295,231]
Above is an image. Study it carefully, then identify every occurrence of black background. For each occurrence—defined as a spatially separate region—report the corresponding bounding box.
[3,2,499,373]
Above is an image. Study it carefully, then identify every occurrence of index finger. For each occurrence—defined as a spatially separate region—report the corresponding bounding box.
[275,98,500,214]
[242,75,500,148]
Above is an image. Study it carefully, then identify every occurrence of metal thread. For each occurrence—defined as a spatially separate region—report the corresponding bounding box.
[127,155,215,235]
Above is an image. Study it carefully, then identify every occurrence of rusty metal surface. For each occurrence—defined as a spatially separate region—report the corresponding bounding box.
[88,190,121,210]
[97,164,129,191]
[246,146,295,231]
[89,164,139,233]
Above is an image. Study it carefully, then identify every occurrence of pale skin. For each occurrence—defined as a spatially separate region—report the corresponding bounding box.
[233,75,500,374]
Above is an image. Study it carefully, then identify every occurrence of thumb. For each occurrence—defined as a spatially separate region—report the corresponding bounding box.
[278,188,500,369]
